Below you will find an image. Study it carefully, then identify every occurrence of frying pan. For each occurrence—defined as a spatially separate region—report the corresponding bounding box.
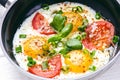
[0,0,120,80]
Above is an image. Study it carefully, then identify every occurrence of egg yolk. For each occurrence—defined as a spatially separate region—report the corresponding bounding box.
[62,12,83,32]
[23,36,49,58]
[65,50,93,73]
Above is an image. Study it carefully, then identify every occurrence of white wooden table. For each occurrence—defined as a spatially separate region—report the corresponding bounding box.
[0,1,120,80]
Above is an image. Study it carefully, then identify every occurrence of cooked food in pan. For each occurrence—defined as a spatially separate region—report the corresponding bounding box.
[13,2,119,79]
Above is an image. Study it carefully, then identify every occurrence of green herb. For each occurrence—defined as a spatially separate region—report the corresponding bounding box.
[81,32,86,39]
[51,42,58,48]
[72,6,83,13]
[77,6,83,12]
[15,45,22,53]
[61,66,69,74]
[42,4,49,10]
[89,66,96,71]
[83,48,89,54]
[78,19,88,32]
[63,54,70,58]
[41,61,49,70]
[48,35,62,43]
[59,47,70,55]
[67,39,83,50]
[60,23,73,37]
[56,10,63,14]
[49,49,56,57]
[27,60,36,67]
[76,35,81,40]
[75,32,86,41]
[113,35,119,44]
[27,56,33,61]
[50,14,66,32]
[95,12,101,19]
[19,34,26,38]
[27,56,36,67]
[90,50,96,58]
[72,7,78,12]
[83,18,89,26]
[78,25,87,32]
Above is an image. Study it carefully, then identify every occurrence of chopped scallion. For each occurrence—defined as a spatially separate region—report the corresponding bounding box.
[61,66,69,74]
[15,45,22,53]
[89,66,96,71]
[113,35,119,44]
[76,35,81,40]
[19,34,26,38]
[95,12,101,19]
[90,50,96,58]
[72,6,83,13]
[42,4,49,10]
[27,60,36,67]
[81,32,86,39]
[27,56,33,61]
[56,10,63,14]
[72,7,78,12]
[41,61,49,70]
[77,6,83,12]
[78,25,87,32]
[83,48,89,54]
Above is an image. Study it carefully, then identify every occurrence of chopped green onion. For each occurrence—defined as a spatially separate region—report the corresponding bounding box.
[77,6,83,12]
[83,48,89,54]
[51,42,58,48]
[27,60,36,67]
[81,32,86,39]
[72,6,83,13]
[76,35,81,40]
[95,12,101,19]
[61,66,69,74]
[56,10,63,14]
[78,25,87,32]
[27,56,36,67]
[19,34,26,38]
[27,56,33,61]
[49,49,56,57]
[50,49,56,54]
[15,45,22,53]
[41,61,49,70]
[89,66,96,71]
[72,7,78,12]
[83,18,89,26]
[90,50,96,58]
[113,35,119,44]
[42,4,49,10]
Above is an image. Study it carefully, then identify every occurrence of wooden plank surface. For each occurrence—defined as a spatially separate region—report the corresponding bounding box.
[0,0,120,80]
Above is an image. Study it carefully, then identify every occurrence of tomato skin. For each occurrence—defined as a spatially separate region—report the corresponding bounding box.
[82,21,114,50]
[32,12,56,35]
[32,12,44,30]
[28,55,62,78]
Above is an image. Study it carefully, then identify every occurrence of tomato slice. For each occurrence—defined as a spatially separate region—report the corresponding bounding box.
[28,55,62,78]
[32,12,56,35]
[82,21,114,50]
